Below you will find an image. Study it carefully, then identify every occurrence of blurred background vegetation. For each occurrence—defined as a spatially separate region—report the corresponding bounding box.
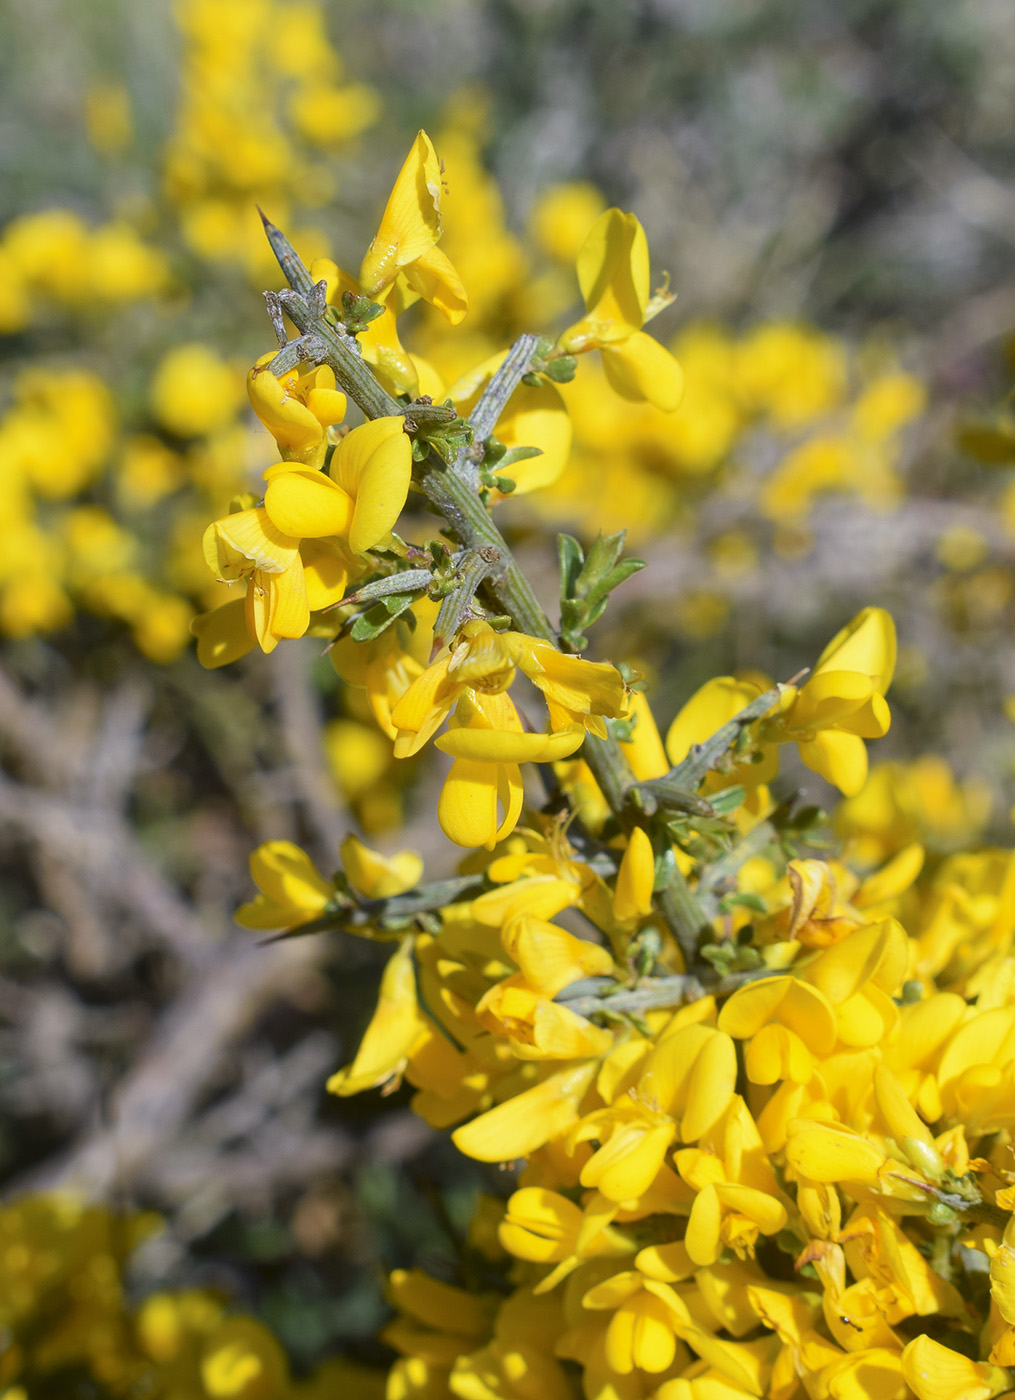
[2,0,1015,1377]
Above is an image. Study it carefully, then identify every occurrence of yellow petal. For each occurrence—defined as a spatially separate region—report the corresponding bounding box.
[494,762,525,845]
[502,914,614,996]
[330,416,411,554]
[435,725,585,762]
[804,919,909,1005]
[784,1120,885,1184]
[530,1000,614,1059]
[251,839,331,903]
[714,1183,787,1234]
[191,598,254,669]
[499,1188,582,1262]
[438,758,500,849]
[581,1121,676,1202]
[901,1335,1001,1400]
[797,728,868,795]
[606,1292,678,1375]
[390,653,456,743]
[601,332,685,412]
[327,940,428,1095]
[680,1030,737,1142]
[263,469,354,539]
[204,506,299,580]
[576,209,649,332]
[451,1062,598,1162]
[685,1182,723,1265]
[873,1064,937,1157]
[359,130,445,295]
[620,690,670,780]
[745,1023,813,1085]
[718,976,837,1056]
[512,640,627,719]
[245,557,310,651]
[402,244,468,324]
[665,675,767,766]
[387,1267,490,1336]
[357,280,423,398]
[790,669,876,728]
[813,606,896,691]
[301,538,352,609]
[613,825,655,921]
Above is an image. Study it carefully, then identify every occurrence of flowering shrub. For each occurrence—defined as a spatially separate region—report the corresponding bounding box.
[6,10,1015,1398]
[186,131,1015,1400]
[0,1194,378,1398]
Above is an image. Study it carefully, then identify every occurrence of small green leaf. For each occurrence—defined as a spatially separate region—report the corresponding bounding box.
[708,784,746,815]
[542,354,578,383]
[584,558,646,608]
[717,891,767,915]
[496,444,543,469]
[558,534,584,597]
[350,591,419,641]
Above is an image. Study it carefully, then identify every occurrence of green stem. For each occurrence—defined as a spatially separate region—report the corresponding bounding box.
[469,334,540,441]
[556,962,780,1020]
[658,866,714,971]
[433,549,500,651]
[559,975,699,1019]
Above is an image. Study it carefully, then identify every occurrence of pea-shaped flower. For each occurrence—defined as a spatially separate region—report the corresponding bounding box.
[559,209,683,412]
[246,354,347,467]
[262,415,411,555]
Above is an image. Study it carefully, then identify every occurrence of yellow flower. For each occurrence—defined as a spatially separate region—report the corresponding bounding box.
[558,209,683,412]
[234,840,333,931]
[340,834,422,899]
[330,598,437,739]
[436,690,586,849]
[358,130,468,324]
[392,621,626,761]
[260,416,411,556]
[770,606,896,796]
[327,938,431,1096]
[150,343,243,439]
[247,353,347,466]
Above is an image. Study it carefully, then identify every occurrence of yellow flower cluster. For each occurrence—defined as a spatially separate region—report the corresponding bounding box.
[10,18,1015,1397]
[272,661,1015,1400]
[0,0,385,659]
[0,1194,382,1399]
[0,209,170,334]
[0,366,203,657]
[164,0,380,277]
[537,323,927,559]
[193,130,1015,1400]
